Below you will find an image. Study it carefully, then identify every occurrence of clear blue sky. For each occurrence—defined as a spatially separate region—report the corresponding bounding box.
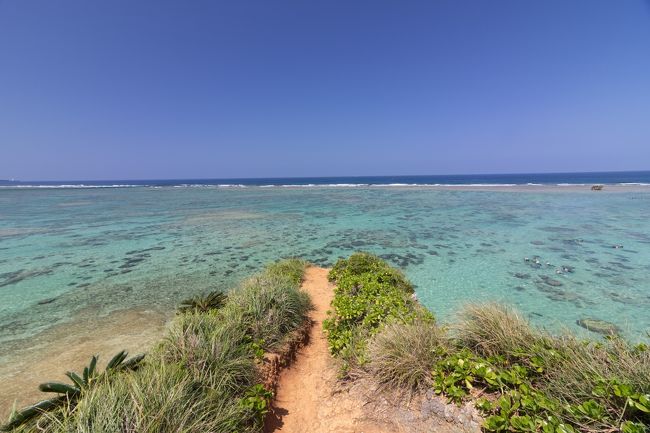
[1,1,649,180]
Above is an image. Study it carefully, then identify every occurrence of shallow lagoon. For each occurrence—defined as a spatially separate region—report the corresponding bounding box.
[1,186,650,358]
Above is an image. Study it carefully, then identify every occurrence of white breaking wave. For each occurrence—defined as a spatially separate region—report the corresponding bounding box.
[173,184,247,188]
[0,184,141,189]
[399,183,518,187]
[617,183,650,186]
[278,183,368,187]
[556,183,589,186]
[3,182,649,190]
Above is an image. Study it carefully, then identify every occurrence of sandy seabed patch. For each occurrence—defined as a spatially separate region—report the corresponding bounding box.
[0,307,170,419]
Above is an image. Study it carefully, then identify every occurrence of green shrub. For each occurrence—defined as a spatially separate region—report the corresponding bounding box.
[177,291,228,314]
[328,252,413,293]
[327,259,650,433]
[542,338,650,433]
[70,360,256,433]
[455,303,548,361]
[324,253,428,373]
[1,350,145,432]
[159,311,256,394]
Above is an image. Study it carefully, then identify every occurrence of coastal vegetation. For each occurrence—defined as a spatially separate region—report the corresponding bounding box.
[1,351,145,431]
[4,253,648,433]
[2,259,310,433]
[177,290,228,314]
[326,253,650,433]
[323,252,433,373]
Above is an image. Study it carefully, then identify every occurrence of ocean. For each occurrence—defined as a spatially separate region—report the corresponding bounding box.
[2,170,650,187]
[1,172,650,370]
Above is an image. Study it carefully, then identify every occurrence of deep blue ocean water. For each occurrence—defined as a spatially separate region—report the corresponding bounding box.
[2,170,650,187]
[1,172,650,372]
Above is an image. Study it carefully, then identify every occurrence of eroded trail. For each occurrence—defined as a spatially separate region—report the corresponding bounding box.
[265,267,481,433]
[265,267,364,433]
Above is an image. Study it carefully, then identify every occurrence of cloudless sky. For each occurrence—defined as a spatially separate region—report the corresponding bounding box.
[1,0,649,180]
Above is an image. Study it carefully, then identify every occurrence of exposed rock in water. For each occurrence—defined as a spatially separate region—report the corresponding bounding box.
[577,318,621,336]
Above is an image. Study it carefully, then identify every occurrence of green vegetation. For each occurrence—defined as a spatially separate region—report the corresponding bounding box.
[324,252,432,372]
[2,259,310,433]
[326,253,650,433]
[5,253,648,433]
[366,320,447,391]
[1,351,144,431]
[177,290,228,314]
[453,304,650,433]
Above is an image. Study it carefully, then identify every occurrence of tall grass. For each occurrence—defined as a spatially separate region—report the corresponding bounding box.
[455,303,547,359]
[4,259,310,433]
[455,303,650,432]
[226,270,311,351]
[327,255,649,433]
[366,320,448,391]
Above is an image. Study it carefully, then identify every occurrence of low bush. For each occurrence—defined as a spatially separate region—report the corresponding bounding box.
[226,266,311,351]
[455,303,549,361]
[440,305,650,433]
[328,252,414,294]
[324,252,429,371]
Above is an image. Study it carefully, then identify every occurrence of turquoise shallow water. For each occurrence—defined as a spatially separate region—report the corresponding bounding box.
[1,186,650,353]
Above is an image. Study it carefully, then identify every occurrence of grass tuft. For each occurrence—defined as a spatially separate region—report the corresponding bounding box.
[366,320,448,391]
[455,303,547,359]
[265,258,309,287]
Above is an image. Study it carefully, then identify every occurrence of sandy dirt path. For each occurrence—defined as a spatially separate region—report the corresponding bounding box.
[265,267,368,433]
[265,266,482,433]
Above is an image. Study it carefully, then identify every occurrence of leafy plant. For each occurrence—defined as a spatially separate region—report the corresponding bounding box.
[328,255,649,433]
[177,290,227,314]
[239,384,273,426]
[244,335,266,361]
[324,253,424,368]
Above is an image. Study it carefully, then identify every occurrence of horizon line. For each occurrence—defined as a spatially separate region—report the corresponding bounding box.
[3,169,650,183]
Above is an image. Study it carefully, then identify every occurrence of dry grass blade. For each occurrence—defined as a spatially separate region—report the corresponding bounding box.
[365,320,448,391]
